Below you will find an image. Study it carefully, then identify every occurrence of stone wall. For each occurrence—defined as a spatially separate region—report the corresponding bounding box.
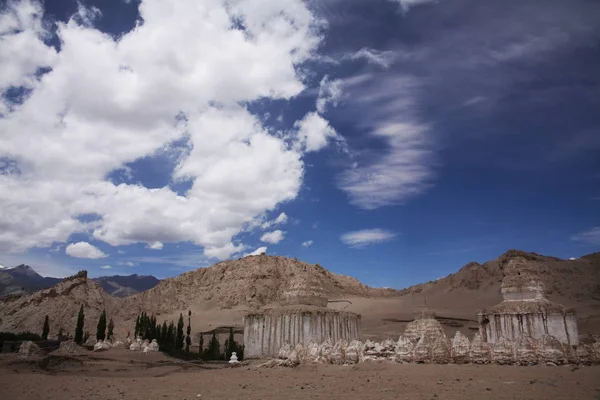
[244,308,361,359]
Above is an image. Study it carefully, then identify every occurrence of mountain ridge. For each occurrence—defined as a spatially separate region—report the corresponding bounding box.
[0,250,599,340]
[0,265,160,298]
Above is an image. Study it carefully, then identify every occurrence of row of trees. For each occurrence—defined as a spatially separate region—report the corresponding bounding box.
[72,306,114,345]
[133,311,244,360]
[42,306,243,360]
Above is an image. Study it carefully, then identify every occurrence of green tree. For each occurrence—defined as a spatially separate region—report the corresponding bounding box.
[107,318,114,341]
[206,331,221,360]
[185,310,191,352]
[74,304,85,344]
[96,309,107,341]
[176,313,184,352]
[134,315,140,338]
[198,333,204,355]
[160,321,167,348]
[167,321,175,352]
[224,327,238,360]
[42,315,50,340]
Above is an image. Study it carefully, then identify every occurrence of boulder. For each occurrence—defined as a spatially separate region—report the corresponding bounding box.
[53,340,85,355]
[129,341,141,351]
[18,341,45,357]
[93,340,111,352]
[143,339,159,353]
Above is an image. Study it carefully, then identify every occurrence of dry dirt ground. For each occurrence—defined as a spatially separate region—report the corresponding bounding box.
[1,349,599,400]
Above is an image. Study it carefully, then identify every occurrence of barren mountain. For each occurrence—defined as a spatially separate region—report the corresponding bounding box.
[350,249,600,340]
[0,265,61,296]
[1,250,599,342]
[119,254,397,318]
[0,265,160,297]
[94,275,161,298]
[0,271,120,337]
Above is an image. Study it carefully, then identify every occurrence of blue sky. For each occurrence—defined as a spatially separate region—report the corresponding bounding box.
[0,0,599,288]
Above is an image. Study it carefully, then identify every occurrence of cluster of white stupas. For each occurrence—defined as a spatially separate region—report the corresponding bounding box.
[125,337,159,353]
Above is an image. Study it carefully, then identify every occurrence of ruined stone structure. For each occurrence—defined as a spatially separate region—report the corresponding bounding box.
[404,305,446,343]
[477,258,578,345]
[243,276,361,359]
[274,274,596,365]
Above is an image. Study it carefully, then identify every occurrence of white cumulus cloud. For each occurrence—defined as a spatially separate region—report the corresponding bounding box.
[316,75,343,113]
[261,212,289,230]
[244,246,267,256]
[340,229,397,248]
[294,112,340,152]
[147,241,163,250]
[0,0,330,260]
[65,241,107,259]
[302,240,313,247]
[260,230,285,244]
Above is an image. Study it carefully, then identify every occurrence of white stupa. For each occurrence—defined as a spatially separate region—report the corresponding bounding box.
[229,351,239,364]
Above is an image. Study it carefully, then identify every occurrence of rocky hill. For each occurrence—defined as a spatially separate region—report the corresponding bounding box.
[0,271,120,337]
[0,265,160,298]
[93,275,160,298]
[390,250,600,332]
[0,265,61,296]
[1,251,599,340]
[119,254,397,318]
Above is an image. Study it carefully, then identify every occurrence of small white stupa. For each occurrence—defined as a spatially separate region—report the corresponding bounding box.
[229,351,239,364]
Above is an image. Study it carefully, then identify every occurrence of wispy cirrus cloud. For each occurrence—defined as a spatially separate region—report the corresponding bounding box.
[340,228,397,248]
[571,227,600,246]
[336,74,434,209]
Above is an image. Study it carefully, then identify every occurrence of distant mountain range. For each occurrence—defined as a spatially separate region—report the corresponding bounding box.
[0,264,160,298]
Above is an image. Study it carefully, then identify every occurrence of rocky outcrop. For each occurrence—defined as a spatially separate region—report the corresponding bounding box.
[52,340,85,355]
[18,341,45,357]
[93,340,111,351]
[143,339,159,353]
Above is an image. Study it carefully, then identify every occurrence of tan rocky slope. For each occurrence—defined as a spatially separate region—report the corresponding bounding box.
[119,254,397,318]
[0,271,121,337]
[386,250,600,330]
[0,255,395,336]
[2,251,599,340]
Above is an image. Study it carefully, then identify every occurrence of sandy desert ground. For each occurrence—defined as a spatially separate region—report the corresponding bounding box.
[1,348,599,400]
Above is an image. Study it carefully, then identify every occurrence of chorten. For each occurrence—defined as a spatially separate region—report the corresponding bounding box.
[403,304,446,343]
[243,260,361,358]
[478,258,578,345]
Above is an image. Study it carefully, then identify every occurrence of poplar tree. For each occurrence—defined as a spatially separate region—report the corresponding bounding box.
[74,305,85,344]
[107,318,114,341]
[185,310,191,353]
[96,309,107,341]
[42,315,50,340]
[176,313,184,352]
